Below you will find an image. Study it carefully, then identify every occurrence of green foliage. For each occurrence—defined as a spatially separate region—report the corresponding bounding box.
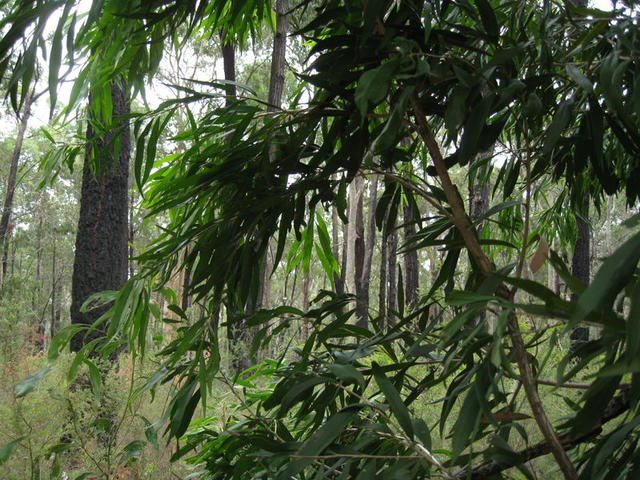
[4,0,640,478]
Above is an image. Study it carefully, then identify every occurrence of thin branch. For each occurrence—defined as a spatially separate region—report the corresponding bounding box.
[456,385,632,479]
[411,94,578,480]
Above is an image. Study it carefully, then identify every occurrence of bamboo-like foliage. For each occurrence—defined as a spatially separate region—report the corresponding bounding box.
[4,0,640,478]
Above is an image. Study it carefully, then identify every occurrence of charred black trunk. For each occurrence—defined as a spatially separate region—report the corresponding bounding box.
[570,195,590,348]
[70,81,130,352]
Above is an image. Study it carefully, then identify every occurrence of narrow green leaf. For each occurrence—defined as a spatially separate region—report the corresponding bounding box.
[476,0,499,39]
[355,60,399,117]
[570,230,640,328]
[566,64,593,92]
[285,408,358,477]
[327,363,366,389]
[0,437,23,464]
[83,359,102,397]
[373,364,414,440]
[119,440,146,464]
[542,100,572,156]
[15,368,51,398]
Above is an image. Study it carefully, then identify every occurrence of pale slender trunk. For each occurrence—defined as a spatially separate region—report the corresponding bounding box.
[357,175,378,327]
[332,205,344,295]
[387,227,398,321]
[345,177,364,294]
[0,92,34,287]
[302,270,310,338]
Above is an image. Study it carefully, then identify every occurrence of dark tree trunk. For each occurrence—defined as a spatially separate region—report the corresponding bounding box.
[403,203,419,311]
[220,37,251,372]
[221,41,236,107]
[259,0,289,311]
[70,81,130,352]
[267,0,288,110]
[387,226,398,322]
[571,195,590,347]
[0,91,33,287]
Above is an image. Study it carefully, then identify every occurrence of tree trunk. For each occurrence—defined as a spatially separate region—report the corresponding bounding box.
[403,203,419,311]
[220,36,252,372]
[34,213,44,348]
[357,175,378,328]
[0,91,34,287]
[353,176,366,327]
[332,205,345,295]
[387,226,398,322]
[570,195,590,347]
[2,237,9,284]
[468,163,490,327]
[51,234,61,340]
[128,189,135,279]
[302,269,310,338]
[267,0,288,110]
[379,220,388,321]
[70,81,130,352]
[221,41,236,107]
[259,0,289,311]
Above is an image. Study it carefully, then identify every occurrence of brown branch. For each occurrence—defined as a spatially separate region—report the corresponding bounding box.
[411,94,578,479]
[455,385,632,479]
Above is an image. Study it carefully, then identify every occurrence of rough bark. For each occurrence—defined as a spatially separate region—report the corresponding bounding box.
[402,203,419,311]
[468,170,490,222]
[259,0,289,310]
[221,42,236,107]
[70,81,130,352]
[267,0,288,110]
[570,195,590,347]
[387,226,398,322]
[0,91,34,287]
[378,220,388,321]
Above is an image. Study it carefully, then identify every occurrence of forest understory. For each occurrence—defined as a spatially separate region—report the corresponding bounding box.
[1,0,640,479]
